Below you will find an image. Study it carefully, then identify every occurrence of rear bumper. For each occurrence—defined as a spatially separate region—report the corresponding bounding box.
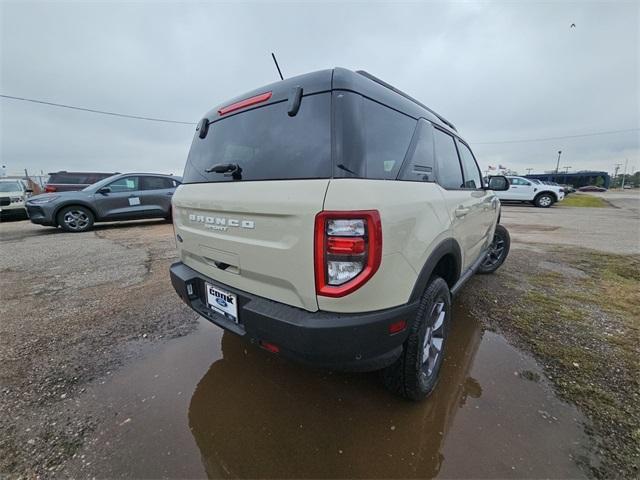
[170,262,418,371]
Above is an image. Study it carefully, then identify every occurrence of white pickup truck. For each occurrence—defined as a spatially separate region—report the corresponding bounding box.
[495,176,565,207]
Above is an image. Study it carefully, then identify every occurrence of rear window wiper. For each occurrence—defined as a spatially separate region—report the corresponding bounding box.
[337,164,358,176]
[205,163,242,180]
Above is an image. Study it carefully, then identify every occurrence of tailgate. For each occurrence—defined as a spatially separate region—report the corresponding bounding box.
[173,180,328,312]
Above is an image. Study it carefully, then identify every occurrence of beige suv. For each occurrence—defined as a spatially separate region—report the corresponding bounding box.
[170,68,510,400]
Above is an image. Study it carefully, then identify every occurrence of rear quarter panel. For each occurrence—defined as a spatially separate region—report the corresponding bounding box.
[320,179,453,313]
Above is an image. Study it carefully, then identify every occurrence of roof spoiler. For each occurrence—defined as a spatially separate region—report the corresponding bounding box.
[355,70,457,132]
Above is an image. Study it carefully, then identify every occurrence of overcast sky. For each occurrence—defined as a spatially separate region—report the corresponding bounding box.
[1,1,638,178]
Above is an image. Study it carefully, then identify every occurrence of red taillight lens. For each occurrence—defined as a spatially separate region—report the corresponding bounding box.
[259,341,280,353]
[314,210,382,298]
[44,185,56,192]
[218,91,272,116]
[327,237,366,255]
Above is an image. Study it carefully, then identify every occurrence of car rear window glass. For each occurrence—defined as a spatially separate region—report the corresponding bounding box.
[433,128,463,189]
[398,119,436,182]
[141,176,174,190]
[360,99,416,179]
[456,140,482,189]
[333,92,416,180]
[182,93,331,183]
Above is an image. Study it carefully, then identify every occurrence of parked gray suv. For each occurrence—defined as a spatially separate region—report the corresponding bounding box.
[27,173,181,232]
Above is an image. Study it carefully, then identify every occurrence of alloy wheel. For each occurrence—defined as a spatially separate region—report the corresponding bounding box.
[482,233,506,269]
[422,301,446,378]
[63,210,90,231]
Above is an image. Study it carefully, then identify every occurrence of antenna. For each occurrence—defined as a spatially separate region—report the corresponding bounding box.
[271,53,284,81]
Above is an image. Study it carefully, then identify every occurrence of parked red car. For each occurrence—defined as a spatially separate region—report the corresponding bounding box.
[44,171,118,192]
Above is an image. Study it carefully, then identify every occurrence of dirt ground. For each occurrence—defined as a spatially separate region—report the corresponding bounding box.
[0,191,638,478]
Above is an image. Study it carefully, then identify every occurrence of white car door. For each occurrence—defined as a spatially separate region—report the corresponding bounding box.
[504,177,534,200]
[433,128,487,271]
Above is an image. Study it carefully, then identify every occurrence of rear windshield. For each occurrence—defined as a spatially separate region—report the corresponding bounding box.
[183,93,331,183]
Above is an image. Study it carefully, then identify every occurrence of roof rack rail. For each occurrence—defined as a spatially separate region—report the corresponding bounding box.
[355,70,457,132]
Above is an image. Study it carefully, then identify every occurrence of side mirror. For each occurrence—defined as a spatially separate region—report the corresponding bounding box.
[98,187,111,194]
[487,175,509,191]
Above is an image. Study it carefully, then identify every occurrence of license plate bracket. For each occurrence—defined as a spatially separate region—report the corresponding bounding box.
[205,283,238,323]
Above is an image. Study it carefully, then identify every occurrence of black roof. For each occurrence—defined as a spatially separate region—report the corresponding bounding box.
[203,68,459,137]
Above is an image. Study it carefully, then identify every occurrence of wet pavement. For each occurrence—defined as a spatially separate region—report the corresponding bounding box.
[64,304,590,479]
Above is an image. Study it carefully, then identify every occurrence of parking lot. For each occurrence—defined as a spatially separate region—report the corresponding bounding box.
[1,191,638,478]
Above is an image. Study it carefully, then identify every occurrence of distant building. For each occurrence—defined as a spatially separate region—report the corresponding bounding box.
[525,171,610,189]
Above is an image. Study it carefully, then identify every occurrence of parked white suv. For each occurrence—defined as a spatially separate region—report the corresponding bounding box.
[170,68,511,400]
[0,179,31,219]
[496,176,565,207]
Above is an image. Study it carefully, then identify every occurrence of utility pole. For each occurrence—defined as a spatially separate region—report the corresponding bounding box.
[563,166,572,174]
[555,150,562,175]
[526,168,533,175]
[614,163,622,187]
[621,158,628,189]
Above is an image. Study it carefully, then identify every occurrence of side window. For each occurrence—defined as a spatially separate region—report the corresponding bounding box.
[141,176,173,190]
[456,140,482,189]
[361,99,416,180]
[398,119,436,182]
[433,128,463,189]
[108,176,139,193]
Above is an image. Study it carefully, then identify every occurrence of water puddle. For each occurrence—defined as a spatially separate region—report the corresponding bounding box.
[65,305,590,478]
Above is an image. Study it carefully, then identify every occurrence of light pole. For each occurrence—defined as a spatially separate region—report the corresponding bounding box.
[621,158,628,189]
[563,166,572,174]
[526,168,533,175]
[555,150,562,175]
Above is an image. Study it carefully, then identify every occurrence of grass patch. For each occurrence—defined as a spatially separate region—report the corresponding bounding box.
[561,194,609,208]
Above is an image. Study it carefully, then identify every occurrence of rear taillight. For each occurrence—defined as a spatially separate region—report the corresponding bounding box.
[44,185,56,192]
[314,210,382,297]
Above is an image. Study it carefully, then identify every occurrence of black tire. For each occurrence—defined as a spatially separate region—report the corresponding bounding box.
[477,224,511,274]
[534,193,554,208]
[57,205,94,232]
[382,276,451,401]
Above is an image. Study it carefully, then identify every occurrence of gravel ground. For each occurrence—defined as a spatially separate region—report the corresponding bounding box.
[1,194,638,478]
[0,219,198,476]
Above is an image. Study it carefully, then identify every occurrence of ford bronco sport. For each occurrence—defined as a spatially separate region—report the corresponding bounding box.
[170,68,511,400]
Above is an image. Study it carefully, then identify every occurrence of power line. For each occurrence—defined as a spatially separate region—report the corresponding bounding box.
[0,94,196,125]
[2,93,639,145]
[473,128,639,145]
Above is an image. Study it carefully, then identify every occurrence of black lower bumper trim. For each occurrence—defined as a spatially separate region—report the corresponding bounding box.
[170,262,418,371]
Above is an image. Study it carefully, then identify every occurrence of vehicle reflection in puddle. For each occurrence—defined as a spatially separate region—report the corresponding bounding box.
[188,305,589,478]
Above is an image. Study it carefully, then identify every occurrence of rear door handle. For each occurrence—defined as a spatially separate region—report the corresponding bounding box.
[166,192,173,196]
[455,207,471,218]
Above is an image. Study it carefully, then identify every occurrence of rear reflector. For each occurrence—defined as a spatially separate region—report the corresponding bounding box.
[259,341,280,354]
[218,91,272,116]
[388,320,407,335]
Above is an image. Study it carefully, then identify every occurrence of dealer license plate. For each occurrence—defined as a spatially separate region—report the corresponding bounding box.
[205,283,238,323]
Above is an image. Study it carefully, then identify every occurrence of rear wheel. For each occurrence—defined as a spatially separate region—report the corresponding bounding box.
[478,224,510,274]
[383,276,451,401]
[57,206,94,232]
[534,193,554,208]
